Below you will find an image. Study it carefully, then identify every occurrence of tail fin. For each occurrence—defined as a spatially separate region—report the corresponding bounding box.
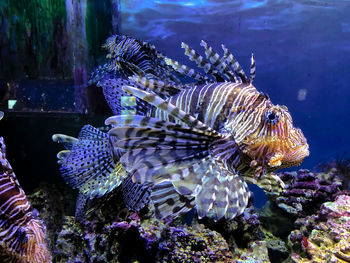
[53,125,127,200]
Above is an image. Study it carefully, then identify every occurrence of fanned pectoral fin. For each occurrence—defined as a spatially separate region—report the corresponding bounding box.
[106,113,222,185]
[52,134,79,150]
[151,181,195,219]
[243,172,285,194]
[146,155,250,221]
[148,159,251,221]
[121,176,152,212]
[105,87,223,185]
[53,125,127,200]
[121,148,210,184]
[195,162,251,221]
[105,86,250,221]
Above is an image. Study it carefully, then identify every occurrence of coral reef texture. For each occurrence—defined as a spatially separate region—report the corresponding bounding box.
[157,224,233,262]
[54,214,238,263]
[6,168,348,262]
[269,169,342,216]
[291,194,350,262]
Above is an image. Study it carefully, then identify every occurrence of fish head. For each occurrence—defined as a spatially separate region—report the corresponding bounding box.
[241,104,309,172]
[16,219,52,263]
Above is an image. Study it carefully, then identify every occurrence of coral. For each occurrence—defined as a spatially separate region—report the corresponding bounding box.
[267,169,342,217]
[54,210,237,263]
[54,216,122,263]
[51,176,242,262]
[335,154,350,190]
[232,241,270,263]
[199,205,262,250]
[318,153,350,190]
[259,169,343,239]
[52,186,277,263]
[27,183,75,252]
[290,194,350,262]
[157,224,233,262]
[29,168,349,262]
[51,183,267,262]
[53,190,150,262]
[259,201,296,238]
[260,228,289,262]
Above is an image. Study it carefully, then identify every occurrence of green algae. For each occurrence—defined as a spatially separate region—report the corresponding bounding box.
[86,0,115,66]
[0,0,68,79]
[0,0,118,80]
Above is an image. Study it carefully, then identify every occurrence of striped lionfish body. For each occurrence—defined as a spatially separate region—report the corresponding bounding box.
[0,137,51,263]
[159,81,308,174]
[53,35,309,221]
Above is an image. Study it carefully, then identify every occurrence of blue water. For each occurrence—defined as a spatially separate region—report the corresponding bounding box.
[119,0,350,170]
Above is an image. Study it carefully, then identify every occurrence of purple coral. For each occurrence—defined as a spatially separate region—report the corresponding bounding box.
[270,169,343,216]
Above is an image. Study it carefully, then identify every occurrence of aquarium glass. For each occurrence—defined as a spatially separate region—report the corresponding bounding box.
[0,1,349,262]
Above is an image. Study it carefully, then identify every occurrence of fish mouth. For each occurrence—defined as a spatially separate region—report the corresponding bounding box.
[244,136,309,169]
[283,143,310,166]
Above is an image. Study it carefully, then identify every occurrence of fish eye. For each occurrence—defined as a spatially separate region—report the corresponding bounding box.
[268,112,276,120]
[17,228,29,243]
[264,109,279,124]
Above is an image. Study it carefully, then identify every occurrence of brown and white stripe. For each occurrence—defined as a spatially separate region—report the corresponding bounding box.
[0,137,51,263]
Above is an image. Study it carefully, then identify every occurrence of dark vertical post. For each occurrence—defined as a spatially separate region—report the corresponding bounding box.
[111,0,121,34]
[66,0,89,113]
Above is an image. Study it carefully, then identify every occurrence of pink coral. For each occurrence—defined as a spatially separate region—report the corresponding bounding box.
[292,195,350,262]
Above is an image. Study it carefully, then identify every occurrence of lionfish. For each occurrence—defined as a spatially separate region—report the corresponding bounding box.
[0,137,51,263]
[53,35,309,221]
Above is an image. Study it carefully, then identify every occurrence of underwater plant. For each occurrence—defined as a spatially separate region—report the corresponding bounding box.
[317,152,350,190]
[53,34,309,224]
[335,153,350,190]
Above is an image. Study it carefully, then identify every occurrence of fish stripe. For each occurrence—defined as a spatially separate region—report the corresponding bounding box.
[0,137,51,262]
[222,44,249,83]
[200,40,237,82]
[249,53,256,84]
[122,86,221,136]
[181,42,222,81]
[151,181,195,219]
[54,35,309,222]
[164,57,210,82]
[121,176,151,212]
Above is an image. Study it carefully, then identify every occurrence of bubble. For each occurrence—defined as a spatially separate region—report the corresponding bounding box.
[297,89,307,101]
